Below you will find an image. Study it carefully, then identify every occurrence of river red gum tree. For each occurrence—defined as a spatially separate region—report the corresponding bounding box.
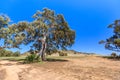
[0,8,75,61]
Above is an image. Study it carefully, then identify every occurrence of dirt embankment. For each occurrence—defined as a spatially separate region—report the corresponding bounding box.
[0,56,120,80]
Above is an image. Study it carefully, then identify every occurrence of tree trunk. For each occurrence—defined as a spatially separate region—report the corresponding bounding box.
[38,34,47,61]
[41,43,47,61]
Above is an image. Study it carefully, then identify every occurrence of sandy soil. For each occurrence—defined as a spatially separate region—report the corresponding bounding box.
[0,56,120,80]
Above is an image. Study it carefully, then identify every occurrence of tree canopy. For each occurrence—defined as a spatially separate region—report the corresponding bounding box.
[0,15,10,39]
[0,15,10,49]
[99,20,120,52]
[0,8,76,60]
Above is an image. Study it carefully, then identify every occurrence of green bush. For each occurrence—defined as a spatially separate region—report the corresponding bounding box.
[5,51,13,57]
[59,52,67,56]
[24,54,40,63]
[111,52,117,58]
[0,49,5,57]
[0,49,13,57]
[0,49,21,57]
[13,51,20,57]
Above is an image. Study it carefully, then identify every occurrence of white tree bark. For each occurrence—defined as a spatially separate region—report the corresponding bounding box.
[38,33,47,61]
[38,27,52,60]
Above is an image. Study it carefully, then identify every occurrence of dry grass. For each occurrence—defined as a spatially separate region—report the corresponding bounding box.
[0,54,120,80]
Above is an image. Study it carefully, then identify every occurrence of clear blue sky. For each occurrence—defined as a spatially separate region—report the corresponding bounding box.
[0,0,120,55]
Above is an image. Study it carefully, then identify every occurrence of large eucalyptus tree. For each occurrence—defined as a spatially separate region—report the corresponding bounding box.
[30,8,75,60]
[2,8,76,61]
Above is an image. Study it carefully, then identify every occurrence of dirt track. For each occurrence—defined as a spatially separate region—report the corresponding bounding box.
[0,56,120,80]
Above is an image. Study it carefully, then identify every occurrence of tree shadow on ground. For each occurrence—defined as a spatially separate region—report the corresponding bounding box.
[0,57,68,65]
[102,56,120,61]
[2,58,25,61]
[0,58,25,65]
[46,58,68,62]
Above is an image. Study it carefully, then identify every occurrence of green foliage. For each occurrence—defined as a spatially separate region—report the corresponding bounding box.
[0,49,20,57]
[0,8,75,61]
[111,52,117,58]
[0,49,12,57]
[0,15,10,45]
[0,15,10,29]
[24,54,40,63]
[13,51,20,57]
[0,49,5,56]
[100,20,120,52]
[59,52,67,56]
[25,8,75,54]
[110,52,120,60]
[5,50,13,57]
[103,52,120,60]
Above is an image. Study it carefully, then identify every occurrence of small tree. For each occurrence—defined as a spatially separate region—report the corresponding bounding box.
[111,52,117,59]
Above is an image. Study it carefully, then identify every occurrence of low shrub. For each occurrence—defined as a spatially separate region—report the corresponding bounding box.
[59,52,67,56]
[111,52,117,58]
[24,54,40,63]
[13,51,20,57]
[0,49,13,57]
[0,49,21,57]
